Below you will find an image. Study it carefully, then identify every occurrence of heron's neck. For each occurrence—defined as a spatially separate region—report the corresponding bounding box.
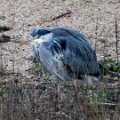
[40,33,53,41]
[31,33,53,46]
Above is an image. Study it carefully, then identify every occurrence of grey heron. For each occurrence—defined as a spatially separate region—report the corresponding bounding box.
[19,28,105,84]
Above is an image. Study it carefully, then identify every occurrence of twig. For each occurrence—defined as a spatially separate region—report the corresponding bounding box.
[97,102,120,106]
[40,10,72,25]
[106,69,120,78]
[114,16,119,61]
[52,10,72,21]
[94,17,98,52]
[56,111,72,120]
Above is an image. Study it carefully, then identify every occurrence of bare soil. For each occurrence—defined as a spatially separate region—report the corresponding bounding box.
[0,0,120,120]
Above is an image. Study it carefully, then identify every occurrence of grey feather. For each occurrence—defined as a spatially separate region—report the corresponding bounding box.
[31,28,104,82]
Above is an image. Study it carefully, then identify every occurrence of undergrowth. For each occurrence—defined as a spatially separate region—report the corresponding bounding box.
[0,0,120,120]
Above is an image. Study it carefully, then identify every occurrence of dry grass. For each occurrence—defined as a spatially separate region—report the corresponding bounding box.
[0,0,120,120]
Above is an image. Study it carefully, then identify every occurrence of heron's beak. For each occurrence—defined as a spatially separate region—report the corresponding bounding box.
[18,35,40,48]
[18,40,33,48]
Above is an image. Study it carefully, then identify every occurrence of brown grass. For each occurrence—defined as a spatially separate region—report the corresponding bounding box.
[0,0,120,120]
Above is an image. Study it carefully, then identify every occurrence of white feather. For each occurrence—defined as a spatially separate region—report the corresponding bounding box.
[85,75,99,85]
[30,33,53,45]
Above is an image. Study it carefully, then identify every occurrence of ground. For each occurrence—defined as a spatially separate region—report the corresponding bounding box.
[0,0,120,120]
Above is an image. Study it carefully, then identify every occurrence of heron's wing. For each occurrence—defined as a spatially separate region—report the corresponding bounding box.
[35,41,67,81]
[48,36,101,77]
[50,28,88,43]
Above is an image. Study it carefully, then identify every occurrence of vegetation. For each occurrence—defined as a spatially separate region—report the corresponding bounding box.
[0,0,120,120]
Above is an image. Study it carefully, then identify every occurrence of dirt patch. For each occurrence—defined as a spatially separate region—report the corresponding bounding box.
[0,0,120,120]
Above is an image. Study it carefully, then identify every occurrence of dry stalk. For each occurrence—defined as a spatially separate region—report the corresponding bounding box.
[114,16,119,62]
[94,17,98,52]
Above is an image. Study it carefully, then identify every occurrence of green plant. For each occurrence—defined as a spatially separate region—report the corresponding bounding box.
[0,88,5,96]
[0,16,5,19]
[25,87,32,94]
[98,37,106,43]
[39,77,50,83]
[59,82,69,87]
[28,66,44,73]
[101,57,120,73]
[14,39,21,43]
[88,90,110,104]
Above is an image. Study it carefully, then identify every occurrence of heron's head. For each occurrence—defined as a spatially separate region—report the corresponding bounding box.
[18,28,50,47]
[31,28,50,38]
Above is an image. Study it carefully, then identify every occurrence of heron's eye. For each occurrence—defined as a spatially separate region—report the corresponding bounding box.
[35,35,40,39]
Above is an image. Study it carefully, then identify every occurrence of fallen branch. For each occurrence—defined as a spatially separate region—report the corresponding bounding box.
[40,10,72,25]
[97,102,120,106]
[99,62,120,78]
[107,69,120,78]
[52,10,72,21]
